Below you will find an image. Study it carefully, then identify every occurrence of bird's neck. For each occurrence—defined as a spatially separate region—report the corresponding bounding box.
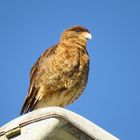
[59,37,87,50]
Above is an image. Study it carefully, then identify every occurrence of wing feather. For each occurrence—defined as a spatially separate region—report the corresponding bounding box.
[20,45,57,115]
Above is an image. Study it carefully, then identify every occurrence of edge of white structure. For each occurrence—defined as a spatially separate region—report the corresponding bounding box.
[0,107,119,140]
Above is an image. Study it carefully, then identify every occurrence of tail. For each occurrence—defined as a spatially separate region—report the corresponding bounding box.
[20,85,39,115]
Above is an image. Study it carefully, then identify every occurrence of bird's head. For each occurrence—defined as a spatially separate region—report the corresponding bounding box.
[60,25,92,43]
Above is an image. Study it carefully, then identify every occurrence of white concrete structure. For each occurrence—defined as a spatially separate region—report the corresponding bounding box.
[0,107,119,140]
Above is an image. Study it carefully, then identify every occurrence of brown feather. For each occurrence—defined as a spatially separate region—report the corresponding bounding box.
[20,45,57,115]
[21,26,91,115]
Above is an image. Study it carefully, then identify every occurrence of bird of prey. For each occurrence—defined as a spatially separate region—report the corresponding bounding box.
[20,25,92,115]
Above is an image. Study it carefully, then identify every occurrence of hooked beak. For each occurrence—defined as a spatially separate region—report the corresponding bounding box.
[82,32,92,40]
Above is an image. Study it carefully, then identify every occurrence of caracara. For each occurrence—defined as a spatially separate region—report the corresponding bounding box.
[20,25,92,115]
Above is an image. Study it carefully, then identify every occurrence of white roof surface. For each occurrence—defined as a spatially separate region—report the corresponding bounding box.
[0,107,119,140]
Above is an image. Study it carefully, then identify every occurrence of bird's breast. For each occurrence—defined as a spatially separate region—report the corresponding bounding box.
[35,47,89,109]
[39,47,89,91]
[55,47,89,88]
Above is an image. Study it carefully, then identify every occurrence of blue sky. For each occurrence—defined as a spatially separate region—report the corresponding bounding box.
[0,1,140,139]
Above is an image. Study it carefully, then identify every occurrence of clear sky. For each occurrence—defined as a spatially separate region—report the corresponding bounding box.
[0,1,140,139]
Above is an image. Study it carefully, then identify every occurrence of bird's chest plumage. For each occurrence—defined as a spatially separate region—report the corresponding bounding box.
[54,47,89,89]
[35,45,89,108]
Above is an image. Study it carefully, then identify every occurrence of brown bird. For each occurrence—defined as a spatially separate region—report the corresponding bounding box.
[20,25,92,115]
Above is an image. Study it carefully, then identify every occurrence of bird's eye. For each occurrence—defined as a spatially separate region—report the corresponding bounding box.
[75,28,82,32]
